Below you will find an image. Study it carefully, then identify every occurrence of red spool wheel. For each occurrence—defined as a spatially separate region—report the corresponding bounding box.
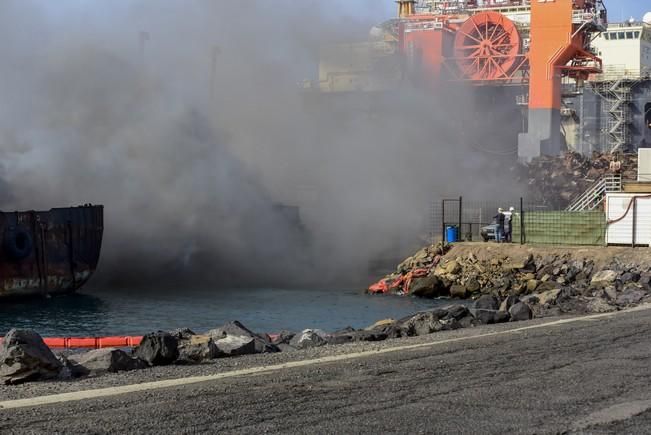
[454,11,522,80]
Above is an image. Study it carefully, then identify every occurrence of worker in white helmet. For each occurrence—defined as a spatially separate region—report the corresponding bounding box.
[504,206,515,243]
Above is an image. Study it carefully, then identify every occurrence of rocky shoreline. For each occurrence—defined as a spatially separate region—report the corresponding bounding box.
[368,243,651,317]
[3,243,651,386]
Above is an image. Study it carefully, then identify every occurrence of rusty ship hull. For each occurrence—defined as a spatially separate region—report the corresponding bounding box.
[0,205,103,299]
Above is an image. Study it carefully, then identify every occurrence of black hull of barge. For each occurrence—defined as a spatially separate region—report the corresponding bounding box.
[0,205,103,299]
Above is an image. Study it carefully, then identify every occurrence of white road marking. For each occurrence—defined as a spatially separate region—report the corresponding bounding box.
[1,304,650,410]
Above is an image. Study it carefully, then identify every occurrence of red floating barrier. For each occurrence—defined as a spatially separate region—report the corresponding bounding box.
[0,336,143,349]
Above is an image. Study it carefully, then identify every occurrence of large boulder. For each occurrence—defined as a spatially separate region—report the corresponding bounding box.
[399,309,448,336]
[471,295,502,324]
[68,348,145,376]
[134,332,179,366]
[638,273,651,291]
[444,305,470,321]
[289,330,327,349]
[168,328,219,363]
[615,289,646,306]
[214,335,257,356]
[207,321,279,354]
[591,270,619,287]
[509,303,533,322]
[0,329,62,384]
[410,275,445,298]
[177,335,219,364]
[499,296,520,313]
[537,289,561,306]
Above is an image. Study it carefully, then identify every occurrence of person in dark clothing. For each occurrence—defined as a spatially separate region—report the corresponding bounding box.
[494,208,505,243]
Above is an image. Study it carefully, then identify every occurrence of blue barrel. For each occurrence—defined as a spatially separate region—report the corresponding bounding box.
[446,226,458,243]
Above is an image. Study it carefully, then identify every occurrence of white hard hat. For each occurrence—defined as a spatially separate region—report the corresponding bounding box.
[509,207,515,211]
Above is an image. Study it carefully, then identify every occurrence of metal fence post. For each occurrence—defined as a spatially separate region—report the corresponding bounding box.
[632,198,638,248]
[520,197,526,245]
[441,199,446,243]
[458,196,463,241]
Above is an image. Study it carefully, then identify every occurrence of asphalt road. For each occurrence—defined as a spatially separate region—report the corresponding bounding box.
[3,308,651,434]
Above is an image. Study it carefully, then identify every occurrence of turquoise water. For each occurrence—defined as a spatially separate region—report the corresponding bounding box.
[0,288,451,337]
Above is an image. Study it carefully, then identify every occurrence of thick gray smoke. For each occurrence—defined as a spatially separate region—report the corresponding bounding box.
[0,1,522,289]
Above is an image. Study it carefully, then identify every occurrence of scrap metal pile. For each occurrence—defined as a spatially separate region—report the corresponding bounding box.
[518,152,638,208]
[367,243,450,296]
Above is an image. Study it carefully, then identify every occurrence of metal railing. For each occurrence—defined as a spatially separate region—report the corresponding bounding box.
[566,174,622,212]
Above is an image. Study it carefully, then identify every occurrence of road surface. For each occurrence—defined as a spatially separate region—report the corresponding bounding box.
[3,307,651,434]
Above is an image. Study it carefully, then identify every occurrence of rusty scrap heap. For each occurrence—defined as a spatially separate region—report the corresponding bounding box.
[519,152,638,208]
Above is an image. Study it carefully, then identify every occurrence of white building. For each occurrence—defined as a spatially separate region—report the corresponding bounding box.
[592,18,651,80]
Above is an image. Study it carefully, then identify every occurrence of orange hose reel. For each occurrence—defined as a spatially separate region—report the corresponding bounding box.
[453,11,522,80]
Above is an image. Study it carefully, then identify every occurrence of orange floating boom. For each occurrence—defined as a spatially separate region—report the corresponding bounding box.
[0,336,143,349]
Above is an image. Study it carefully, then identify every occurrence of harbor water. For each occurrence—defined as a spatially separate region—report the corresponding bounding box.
[0,288,453,337]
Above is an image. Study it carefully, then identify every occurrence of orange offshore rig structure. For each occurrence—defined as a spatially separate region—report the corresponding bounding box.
[394,0,606,161]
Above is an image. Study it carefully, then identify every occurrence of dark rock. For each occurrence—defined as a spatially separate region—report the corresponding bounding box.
[379,323,414,339]
[509,302,533,322]
[472,295,500,324]
[439,318,462,330]
[68,348,146,376]
[450,284,468,299]
[620,272,638,283]
[474,295,499,311]
[289,330,327,349]
[271,330,296,345]
[169,328,196,340]
[410,275,445,298]
[276,343,297,352]
[494,311,510,323]
[327,330,388,345]
[616,289,646,306]
[639,273,651,291]
[444,305,470,321]
[0,329,62,384]
[399,310,447,336]
[458,315,479,328]
[214,335,257,356]
[499,295,520,312]
[207,321,279,353]
[134,332,179,366]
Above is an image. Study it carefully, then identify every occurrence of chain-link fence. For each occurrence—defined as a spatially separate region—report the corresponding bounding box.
[433,197,607,246]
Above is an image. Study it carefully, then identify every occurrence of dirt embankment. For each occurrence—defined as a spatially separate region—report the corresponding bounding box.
[445,243,651,270]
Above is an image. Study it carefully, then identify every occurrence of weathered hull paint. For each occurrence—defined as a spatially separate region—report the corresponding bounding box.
[0,205,103,299]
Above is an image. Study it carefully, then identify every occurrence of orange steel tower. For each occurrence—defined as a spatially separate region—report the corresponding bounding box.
[518,0,604,161]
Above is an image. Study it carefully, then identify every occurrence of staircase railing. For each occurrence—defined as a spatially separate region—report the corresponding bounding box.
[566,174,622,212]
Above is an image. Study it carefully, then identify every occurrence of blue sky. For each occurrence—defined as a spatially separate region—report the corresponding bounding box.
[605,0,648,21]
[374,0,649,22]
[35,0,651,24]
